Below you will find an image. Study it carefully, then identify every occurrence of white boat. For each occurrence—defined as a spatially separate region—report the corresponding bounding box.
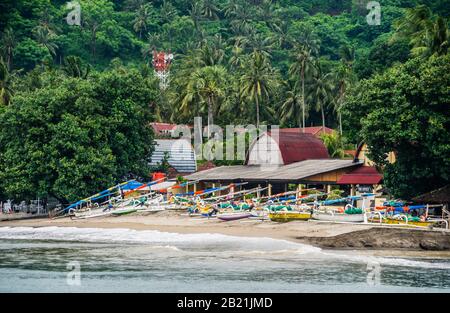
[217,212,253,221]
[312,211,365,223]
[70,208,112,219]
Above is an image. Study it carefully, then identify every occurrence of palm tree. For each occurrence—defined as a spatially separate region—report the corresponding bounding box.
[280,81,304,129]
[333,45,355,135]
[0,58,13,106]
[1,28,16,70]
[133,4,151,39]
[294,24,320,55]
[196,36,225,66]
[429,16,449,56]
[230,6,253,34]
[289,44,314,131]
[181,65,228,137]
[189,1,204,31]
[33,27,58,57]
[392,5,449,57]
[241,32,275,59]
[202,0,220,20]
[223,0,240,18]
[240,52,275,128]
[63,56,91,79]
[160,0,178,23]
[307,62,333,130]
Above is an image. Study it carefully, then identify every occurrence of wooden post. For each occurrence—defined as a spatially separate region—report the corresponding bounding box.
[257,184,261,199]
[268,183,272,197]
[351,184,356,196]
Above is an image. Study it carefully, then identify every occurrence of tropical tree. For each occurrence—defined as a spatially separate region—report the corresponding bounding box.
[189,1,204,31]
[280,81,304,128]
[0,58,13,105]
[133,4,151,39]
[202,0,220,20]
[240,52,275,128]
[333,45,355,134]
[62,56,91,79]
[289,44,314,131]
[1,28,16,70]
[392,5,449,57]
[181,65,228,137]
[33,27,58,57]
[319,132,346,159]
[307,62,333,130]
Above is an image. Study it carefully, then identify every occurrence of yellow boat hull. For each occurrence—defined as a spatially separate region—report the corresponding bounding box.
[269,212,311,222]
[369,217,433,227]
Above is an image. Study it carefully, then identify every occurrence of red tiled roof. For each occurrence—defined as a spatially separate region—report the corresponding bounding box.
[268,132,329,164]
[150,122,178,134]
[278,127,334,137]
[337,166,383,185]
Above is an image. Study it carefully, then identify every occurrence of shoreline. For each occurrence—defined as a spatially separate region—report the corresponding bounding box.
[1,211,450,254]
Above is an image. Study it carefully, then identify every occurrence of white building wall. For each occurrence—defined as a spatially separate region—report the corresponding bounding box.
[247,133,283,165]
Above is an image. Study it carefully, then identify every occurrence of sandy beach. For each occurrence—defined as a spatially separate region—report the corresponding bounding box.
[2,210,450,253]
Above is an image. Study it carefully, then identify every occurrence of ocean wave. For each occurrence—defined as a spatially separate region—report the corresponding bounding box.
[1,226,449,269]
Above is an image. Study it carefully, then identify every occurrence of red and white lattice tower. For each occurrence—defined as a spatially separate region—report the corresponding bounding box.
[152,50,173,90]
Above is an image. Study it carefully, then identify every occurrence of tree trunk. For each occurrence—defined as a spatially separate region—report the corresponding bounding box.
[256,95,260,129]
[301,66,305,133]
[321,103,325,130]
[207,96,213,138]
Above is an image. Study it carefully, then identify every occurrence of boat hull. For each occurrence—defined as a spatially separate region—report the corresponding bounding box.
[111,208,138,216]
[217,212,252,221]
[312,212,365,223]
[368,217,433,227]
[268,212,311,222]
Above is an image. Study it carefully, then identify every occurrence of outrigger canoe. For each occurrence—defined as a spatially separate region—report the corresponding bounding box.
[368,216,434,227]
[268,212,311,222]
[111,208,138,216]
[312,212,365,223]
[217,212,253,221]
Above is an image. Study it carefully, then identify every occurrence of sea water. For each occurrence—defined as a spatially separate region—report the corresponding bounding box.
[0,226,449,293]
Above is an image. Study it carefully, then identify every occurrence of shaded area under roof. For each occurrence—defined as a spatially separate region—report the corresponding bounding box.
[412,185,450,203]
[185,159,362,183]
[337,166,383,185]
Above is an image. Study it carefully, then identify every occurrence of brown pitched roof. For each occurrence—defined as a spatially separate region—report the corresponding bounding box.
[412,185,450,203]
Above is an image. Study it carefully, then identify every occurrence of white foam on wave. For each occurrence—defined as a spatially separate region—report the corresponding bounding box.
[1,226,449,269]
[0,226,319,254]
[321,251,450,270]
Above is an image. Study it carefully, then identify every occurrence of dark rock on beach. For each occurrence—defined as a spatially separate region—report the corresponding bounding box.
[296,227,450,251]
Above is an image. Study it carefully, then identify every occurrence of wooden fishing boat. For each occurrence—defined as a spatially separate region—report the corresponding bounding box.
[368,216,434,227]
[111,208,138,216]
[268,211,311,222]
[217,212,253,221]
[312,211,365,223]
[71,209,112,219]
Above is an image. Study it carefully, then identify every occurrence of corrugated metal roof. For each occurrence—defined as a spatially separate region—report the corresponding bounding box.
[150,139,197,173]
[246,132,329,165]
[184,159,362,182]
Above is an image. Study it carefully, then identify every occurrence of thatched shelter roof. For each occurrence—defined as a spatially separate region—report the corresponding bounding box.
[412,185,450,204]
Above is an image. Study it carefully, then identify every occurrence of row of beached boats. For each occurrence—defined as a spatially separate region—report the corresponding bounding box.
[58,179,448,229]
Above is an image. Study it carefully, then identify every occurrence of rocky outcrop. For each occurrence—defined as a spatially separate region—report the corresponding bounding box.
[297,227,450,250]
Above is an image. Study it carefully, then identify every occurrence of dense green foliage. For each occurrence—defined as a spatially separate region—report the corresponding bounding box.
[343,54,450,199]
[0,67,158,203]
[0,0,449,200]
